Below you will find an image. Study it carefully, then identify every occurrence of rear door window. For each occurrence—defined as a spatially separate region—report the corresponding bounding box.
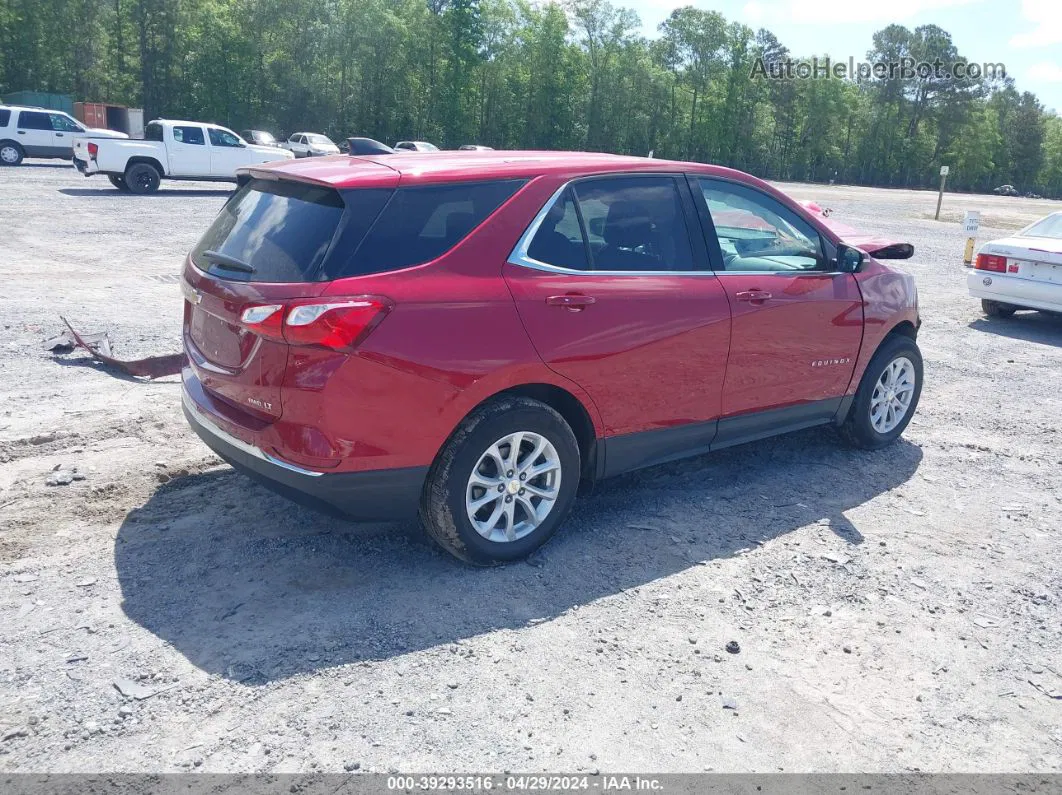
[526,188,590,271]
[572,177,695,272]
[344,179,525,275]
[173,126,205,145]
[145,122,164,141]
[191,179,391,282]
[17,111,52,130]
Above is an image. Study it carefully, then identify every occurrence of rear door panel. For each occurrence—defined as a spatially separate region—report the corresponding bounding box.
[504,265,731,438]
[503,174,731,443]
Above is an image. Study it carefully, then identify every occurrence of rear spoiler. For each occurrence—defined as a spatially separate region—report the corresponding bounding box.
[800,200,914,260]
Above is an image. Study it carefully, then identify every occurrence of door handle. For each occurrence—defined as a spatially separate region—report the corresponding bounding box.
[55,133,64,137]
[546,294,596,310]
[17,130,25,134]
[735,289,772,303]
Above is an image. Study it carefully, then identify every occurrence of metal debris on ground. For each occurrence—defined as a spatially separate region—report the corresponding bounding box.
[50,317,184,379]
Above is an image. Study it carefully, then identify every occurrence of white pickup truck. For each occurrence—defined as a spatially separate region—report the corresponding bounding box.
[73,119,293,194]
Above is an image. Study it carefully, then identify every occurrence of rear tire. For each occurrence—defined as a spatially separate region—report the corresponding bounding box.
[982,299,1017,318]
[420,396,581,565]
[108,174,131,192]
[0,141,24,166]
[124,162,161,194]
[839,334,923,450]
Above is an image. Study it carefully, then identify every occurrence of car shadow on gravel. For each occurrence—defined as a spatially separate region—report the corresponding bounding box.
[969,312,1062,347]
[58,187,233,198]
[114,429,922,684]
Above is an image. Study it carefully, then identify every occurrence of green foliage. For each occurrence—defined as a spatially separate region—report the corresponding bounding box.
[0,0,1058,196]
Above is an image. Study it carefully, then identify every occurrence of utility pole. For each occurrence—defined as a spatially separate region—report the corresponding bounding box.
[935,165,949,220]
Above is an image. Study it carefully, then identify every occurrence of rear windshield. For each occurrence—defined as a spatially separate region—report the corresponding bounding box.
[191,178,524,282]
[192,179,388,282]
[1021,214,1062,239]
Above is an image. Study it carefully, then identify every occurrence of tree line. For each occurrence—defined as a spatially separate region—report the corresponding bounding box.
[2,0,1061,198]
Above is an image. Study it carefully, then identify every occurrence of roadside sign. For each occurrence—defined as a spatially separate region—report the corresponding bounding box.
[940,165,950,176]
[963,210,980,233]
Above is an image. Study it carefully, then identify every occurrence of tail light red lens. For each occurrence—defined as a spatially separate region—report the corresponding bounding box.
[87,142,98,158]
[974,253,1007,272]
[239,297,392,352]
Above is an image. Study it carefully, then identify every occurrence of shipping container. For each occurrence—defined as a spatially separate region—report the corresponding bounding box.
[74,101,107,129]
[73,102,145,137]
[2,91,74,114]
[126,109,144,138]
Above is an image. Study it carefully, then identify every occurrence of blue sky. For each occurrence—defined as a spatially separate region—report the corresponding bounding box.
[621,0,1062,112]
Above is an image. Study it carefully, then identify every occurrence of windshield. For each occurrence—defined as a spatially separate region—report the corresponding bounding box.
[307,134,333,145]
[1020,213,1062,239]
[255,131,275,144]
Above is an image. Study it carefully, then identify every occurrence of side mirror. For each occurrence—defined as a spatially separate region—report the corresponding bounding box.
[837,244,864,273]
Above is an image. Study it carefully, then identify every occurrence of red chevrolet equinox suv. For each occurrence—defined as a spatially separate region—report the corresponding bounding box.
[181,152,922,564]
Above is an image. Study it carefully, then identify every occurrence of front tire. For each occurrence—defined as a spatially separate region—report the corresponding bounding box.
[420,396,581,565]
[124,162,161,194]
[840,335,923,450]
[982,299,1017,318]
[0,141,24,166]
[108,174,131,192]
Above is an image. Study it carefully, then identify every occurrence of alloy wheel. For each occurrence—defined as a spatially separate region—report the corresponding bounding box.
[0,145,19,164]
[870,356,916,434]
[465,431,561,543]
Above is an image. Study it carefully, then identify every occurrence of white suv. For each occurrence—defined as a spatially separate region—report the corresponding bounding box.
[0,105,127,166]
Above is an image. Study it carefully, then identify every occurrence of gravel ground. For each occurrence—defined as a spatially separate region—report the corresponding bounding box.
[1,162,1061,774]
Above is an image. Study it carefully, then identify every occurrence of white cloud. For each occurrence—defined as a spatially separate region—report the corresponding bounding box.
[1027,62,1062,83]
[1010,0,1062,48]
[740,0,980,26]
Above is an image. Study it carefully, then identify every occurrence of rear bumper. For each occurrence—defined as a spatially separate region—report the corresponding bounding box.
[182,380,427,521]
[967,271,1062,313]
[73,156,99,175]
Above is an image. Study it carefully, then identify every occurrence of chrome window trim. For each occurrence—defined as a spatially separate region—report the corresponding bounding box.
[507,177,844,278]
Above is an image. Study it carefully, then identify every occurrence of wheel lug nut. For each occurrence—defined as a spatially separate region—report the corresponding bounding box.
[497,485,504,492]
[519,473,526,481]
[518,488,525,495]
[506,470,514,477]
[505,495,513,503]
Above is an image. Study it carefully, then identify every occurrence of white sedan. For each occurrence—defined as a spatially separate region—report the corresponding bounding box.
[969,211,1062,317]
[282,132,340,157]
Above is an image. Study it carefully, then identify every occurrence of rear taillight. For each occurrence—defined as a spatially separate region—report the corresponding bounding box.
[87,142,98,159]
[974,253,1007,272]
[239,296,391,352]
